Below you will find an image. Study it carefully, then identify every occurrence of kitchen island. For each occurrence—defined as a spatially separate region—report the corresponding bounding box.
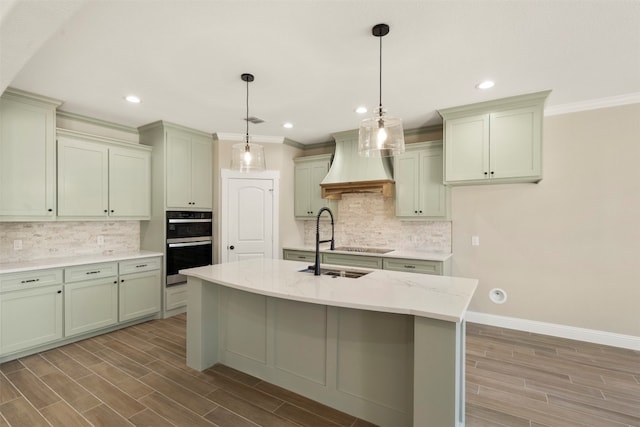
[182,258,478,427]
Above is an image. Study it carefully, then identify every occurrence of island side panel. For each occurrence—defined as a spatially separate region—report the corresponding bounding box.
[413,316,463,426]
[186,277,220,371]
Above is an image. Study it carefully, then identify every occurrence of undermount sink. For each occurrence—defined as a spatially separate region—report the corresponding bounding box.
[333,246,394,254]
[299,266,371,279]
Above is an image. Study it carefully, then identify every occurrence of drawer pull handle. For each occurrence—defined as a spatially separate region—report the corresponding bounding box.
[21,278,40,283]
[404,265,416,269]
[135,264,148,268]
[297,256,306,259]
[86,270,101,275]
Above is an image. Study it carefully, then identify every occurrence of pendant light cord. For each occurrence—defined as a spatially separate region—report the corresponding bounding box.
[378,32,383,113]
[245,77,250,147]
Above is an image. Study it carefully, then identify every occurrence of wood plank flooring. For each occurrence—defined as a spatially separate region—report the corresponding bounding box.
[1,315,638,426]
[466,323,640,427]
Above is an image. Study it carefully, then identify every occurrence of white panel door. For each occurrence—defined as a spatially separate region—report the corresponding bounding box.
[226,178,274,262]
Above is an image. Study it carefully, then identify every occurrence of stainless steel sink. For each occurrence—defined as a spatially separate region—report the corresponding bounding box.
[333,246,394,254]
[299,266,371,279]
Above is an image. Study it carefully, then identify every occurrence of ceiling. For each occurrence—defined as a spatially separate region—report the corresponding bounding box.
[2,0,639,145]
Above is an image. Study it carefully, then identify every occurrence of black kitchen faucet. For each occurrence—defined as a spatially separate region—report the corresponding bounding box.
[314,207,335,275]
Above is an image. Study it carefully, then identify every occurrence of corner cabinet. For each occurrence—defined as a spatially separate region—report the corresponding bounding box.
[56,130,151,219]
[294,154,334,219]
[439,90,550,185]
[0,88,61,221]
[394,141,449,219]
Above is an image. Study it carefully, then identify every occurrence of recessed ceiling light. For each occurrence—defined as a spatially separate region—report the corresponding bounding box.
[355,106,367,114]
[125,95,141,103]
[283,122,293,129]
[476,81,495,90]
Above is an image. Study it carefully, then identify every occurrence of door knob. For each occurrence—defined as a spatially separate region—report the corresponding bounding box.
[229,245,235,250]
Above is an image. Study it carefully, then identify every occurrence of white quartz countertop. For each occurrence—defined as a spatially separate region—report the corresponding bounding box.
[0,251,163,274]
[283,246,452,262]
[181,258,477,322]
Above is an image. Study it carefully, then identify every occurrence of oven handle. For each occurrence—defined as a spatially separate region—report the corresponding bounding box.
[168,240,212,248]
[168,218,212,224]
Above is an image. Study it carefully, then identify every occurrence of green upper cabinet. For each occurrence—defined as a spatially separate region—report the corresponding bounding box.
[0,89,61,221]
[394,141,449,220]
[439,90,550,185]
[57,130,151,220]
[294,154,334,219]
[166,129,212,210]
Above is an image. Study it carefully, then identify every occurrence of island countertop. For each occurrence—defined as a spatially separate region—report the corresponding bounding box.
[180,258,477,322]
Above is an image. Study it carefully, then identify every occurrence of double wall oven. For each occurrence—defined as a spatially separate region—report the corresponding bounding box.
[166,211,212,286]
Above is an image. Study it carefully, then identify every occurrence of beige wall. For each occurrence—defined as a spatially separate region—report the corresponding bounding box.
[451,103,640,336]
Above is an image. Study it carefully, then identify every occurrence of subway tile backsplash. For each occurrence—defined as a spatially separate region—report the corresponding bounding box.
[304,193,451,252]
[0,221,140,263]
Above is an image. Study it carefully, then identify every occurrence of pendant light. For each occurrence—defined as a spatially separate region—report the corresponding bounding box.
[358,23,405,157]
[231,73,266,171]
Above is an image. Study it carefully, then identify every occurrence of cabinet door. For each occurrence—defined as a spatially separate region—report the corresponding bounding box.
[294,164,312,217]
[64,277,118,337]
[0,96,57,219]
[394,151,419,217]
[0,285,63,355]
[444,114,490,183]
[309,162,330,215]
[490,106,542,180]
[57,137,109,217]
[419,149,448,218]
[190,136,212,209]
[109,146,151,218]
[166,131,193,208]
[119,270,161,322]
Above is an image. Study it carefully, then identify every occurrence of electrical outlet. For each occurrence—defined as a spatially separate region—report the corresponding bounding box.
[97,235,105,245]
[13,240,22,250]
[471,236,480,246]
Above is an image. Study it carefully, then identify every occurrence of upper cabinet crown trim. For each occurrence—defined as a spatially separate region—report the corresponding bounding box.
[56,129,151,151]
[2,87,62,107]
[438,90,552,119]
[137,120,212,139]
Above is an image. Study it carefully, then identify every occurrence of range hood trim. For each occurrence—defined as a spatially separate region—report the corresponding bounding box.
[321,179,394,200]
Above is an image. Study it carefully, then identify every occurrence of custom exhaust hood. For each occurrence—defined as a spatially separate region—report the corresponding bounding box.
[320,130,394,200]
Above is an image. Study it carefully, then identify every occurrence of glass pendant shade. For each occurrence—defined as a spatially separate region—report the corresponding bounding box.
[230,140,265,172]
[358,110,405,157]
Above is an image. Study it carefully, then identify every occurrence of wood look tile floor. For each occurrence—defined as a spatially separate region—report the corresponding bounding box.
[0,315,637,427]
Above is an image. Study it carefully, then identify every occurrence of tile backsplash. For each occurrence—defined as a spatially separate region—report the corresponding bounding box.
[0,221,140,263]
[304,193,451,252]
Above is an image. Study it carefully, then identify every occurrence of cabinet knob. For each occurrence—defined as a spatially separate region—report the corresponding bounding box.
[110,210,114,213]
[121,279,124,283]
[48,208,53,212]
[419,210,423,213]
[113,280,117,284]
[414,210,418,214]
[104,209,108,213]
[484,172,488,176]
[57,290,62,294]
[490,171,494,175]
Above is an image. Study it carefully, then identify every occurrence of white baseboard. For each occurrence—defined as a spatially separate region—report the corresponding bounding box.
[465,311,640,351]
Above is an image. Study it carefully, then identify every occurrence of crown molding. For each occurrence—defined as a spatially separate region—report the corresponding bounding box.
[214,133,284,144]
[545,92,640,116]
[57,110,139,134]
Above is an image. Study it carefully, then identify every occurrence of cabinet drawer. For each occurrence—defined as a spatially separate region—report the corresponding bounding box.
[322,253,383,269]
[0,269,63,293]
[383,258,442,275]
[166,284,187,310]
[283,250,315,262]
[64,262,118,283]
[119,257,161,275]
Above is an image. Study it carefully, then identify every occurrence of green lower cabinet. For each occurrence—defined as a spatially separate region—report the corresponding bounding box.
[283,249,448,276]
[283,250,316,263]
[322,253,383,269]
